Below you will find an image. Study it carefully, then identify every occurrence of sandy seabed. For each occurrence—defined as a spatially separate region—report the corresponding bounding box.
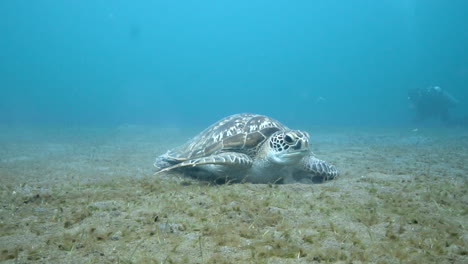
[0,124,466,264]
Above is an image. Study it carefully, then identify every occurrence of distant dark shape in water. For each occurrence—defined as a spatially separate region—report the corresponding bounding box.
[408,86,458,125]
[154,113,338,184]
[459,115,468,128]
[129,24,141,39]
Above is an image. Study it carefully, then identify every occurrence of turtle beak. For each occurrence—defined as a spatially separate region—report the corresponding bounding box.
[293,137,308,151]
[293,140,302,150]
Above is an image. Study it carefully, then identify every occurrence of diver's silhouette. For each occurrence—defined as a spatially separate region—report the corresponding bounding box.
[408,86,458,125]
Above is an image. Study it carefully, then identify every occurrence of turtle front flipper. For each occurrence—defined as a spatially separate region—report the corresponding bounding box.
[154,152,253,175]
[300,155,338,181]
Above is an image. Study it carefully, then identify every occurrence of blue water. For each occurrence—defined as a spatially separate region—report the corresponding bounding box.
[1,0,467,127]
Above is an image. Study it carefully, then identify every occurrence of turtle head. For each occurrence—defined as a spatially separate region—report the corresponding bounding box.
[266,130,310,164]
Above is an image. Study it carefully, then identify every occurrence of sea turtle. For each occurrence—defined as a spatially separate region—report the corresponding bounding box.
[154,113,338,183]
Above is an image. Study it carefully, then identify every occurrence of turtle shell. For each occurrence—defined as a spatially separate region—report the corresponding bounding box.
[167,113,288,160]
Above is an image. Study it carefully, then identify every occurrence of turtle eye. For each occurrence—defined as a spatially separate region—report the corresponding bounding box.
[284,134,294,144]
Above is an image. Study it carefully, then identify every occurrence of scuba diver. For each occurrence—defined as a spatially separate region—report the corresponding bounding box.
[407,86,458,125]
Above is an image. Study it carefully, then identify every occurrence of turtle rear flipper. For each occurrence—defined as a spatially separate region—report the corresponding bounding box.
[154,152,253,175]
[300,155,338,181]
[154,154,181,171]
